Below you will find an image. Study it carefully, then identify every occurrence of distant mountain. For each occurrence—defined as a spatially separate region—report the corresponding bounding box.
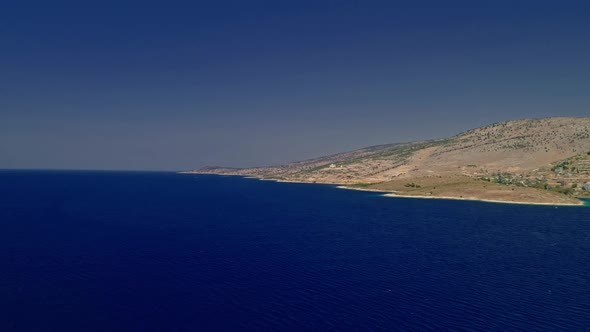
[186,117,590,204]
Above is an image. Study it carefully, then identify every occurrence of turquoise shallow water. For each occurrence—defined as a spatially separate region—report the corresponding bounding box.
[1,171,589,331]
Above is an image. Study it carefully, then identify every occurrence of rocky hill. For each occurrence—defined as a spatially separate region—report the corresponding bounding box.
[186,117,590,204]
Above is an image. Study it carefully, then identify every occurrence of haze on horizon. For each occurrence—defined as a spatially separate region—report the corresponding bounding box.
[1,1,589,171]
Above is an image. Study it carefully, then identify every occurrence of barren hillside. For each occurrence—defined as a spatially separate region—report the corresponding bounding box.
[186,117,590,204]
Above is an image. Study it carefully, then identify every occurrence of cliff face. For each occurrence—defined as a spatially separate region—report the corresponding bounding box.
[188,117,590,188]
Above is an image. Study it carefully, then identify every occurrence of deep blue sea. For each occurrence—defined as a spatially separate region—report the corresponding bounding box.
[1,171,590,331]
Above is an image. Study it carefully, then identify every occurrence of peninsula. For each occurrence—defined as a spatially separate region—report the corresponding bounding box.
[185,117,590,205]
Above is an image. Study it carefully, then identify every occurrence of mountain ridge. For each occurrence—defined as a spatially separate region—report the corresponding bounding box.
[186,117,590,205]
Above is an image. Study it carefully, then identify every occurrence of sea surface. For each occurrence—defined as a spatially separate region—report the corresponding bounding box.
[1,171,590,331]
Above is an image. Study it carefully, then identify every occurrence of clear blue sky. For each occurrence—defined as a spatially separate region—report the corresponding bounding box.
[1,1,589,170]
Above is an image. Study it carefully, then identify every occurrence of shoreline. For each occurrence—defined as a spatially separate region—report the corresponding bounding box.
[381,193,584,207]
[335,185,391,193]
[337,185,584,206]
[182,173,586,207]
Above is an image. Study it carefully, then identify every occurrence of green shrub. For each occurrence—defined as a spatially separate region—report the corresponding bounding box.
[405,182,421,188]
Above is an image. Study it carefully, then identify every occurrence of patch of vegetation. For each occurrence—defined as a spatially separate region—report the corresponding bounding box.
[548,186,575,196]
[491,172,516,185]
[405,182,421,188]
[552,161,570,171]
